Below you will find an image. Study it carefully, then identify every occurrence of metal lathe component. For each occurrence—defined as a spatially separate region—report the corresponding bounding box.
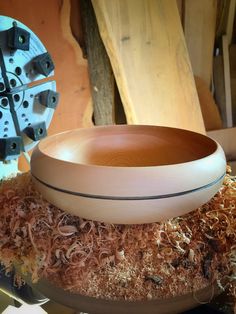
[0,16,59,161]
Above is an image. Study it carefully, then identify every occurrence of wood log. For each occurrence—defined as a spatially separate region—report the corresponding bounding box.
[80,0,115,125]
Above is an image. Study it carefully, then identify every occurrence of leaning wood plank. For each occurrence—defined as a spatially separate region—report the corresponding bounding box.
[215,0,236,41]
[229,45,236,125]
[92,0,205,134]
[70,0,85,53]
[183,0,217,86]
[207,127,236,160]
[222,35,233,127]
[176,0,183,23]
[226,0,236,44]
[194,76,222,131]
[213,55,227,127]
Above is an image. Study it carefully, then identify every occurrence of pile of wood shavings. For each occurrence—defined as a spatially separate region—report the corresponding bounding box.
[0,169,236,301]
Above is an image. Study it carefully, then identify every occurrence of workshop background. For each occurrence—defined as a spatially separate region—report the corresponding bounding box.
[0,0,236,313]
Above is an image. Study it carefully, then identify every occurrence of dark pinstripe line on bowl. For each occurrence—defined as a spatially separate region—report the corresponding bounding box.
[31,172,226,201]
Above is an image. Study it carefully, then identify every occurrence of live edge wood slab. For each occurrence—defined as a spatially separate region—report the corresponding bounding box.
[92,0,205,134]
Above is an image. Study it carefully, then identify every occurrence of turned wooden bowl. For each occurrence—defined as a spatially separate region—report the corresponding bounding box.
[30,125,226,224]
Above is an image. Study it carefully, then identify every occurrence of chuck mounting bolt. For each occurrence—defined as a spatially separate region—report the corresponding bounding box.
[23,122,47,141]
[7,25,30,51]
[33,52,54,77]
[0,137,22,161]
[39,90,59,109]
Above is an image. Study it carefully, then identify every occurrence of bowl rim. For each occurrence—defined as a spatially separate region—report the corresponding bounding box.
[34,125,219,170]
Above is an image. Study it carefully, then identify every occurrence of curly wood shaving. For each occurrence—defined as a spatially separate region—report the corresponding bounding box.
[0,170,236,301]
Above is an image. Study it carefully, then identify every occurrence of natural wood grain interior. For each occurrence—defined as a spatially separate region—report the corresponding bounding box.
[41,126,217,167]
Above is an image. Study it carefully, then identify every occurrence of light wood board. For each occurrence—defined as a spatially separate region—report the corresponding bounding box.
[92,0,205,134]
[176,0,183,23]
[222,35,233,127]
[194,76,222,131]
[213,54,228,127]
[226,0,236,44]
[184,0,217,86]
[229,45,236,125]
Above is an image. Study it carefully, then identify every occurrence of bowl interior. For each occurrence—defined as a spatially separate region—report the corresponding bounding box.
[41,126,217,167]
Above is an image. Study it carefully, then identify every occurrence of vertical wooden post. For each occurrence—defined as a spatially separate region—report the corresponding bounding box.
[80,0,115,125]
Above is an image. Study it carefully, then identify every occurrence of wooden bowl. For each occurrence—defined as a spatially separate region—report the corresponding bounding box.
[30,125,226,224]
